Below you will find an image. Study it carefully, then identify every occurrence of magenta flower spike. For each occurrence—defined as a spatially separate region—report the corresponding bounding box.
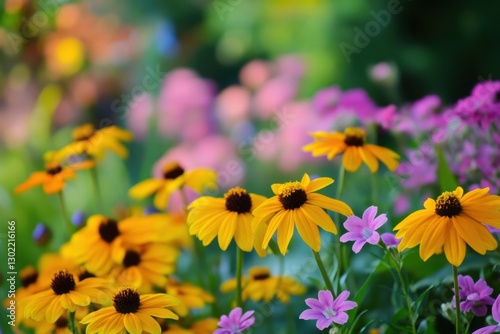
[214,307,255,334]
[340,206,388,253]
[299,290,357,330]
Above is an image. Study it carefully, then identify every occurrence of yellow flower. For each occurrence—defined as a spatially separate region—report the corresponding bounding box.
[221,267,306,303]
[80,288,179,334]
[187,187,266,251]
[394,187,500,266]
[61,214,171,276]
[303,127,400,173]
[113,243,179,293]
[129,162,217,210]
[252,173,353,255]
[165,278,215,317]
[14,160,94,195]
[57,123,133,161]
[23,270,111,323]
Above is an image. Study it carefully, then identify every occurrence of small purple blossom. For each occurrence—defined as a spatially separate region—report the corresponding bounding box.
[453,81,500,129]
[299,290,357,330]
[340,206,388,253]
[472,294,500,334]
[214,307,255,334]
[380,232,401,248]
[32,222,51,246]
[454,275,495,317]
[71,211,86,228]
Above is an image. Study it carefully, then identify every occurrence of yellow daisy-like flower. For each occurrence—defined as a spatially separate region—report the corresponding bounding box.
[252,173,353,255]
[187,187,266,251]
[394,187,500,267]
[14,160,94,195]
[61,214,170,276]
[129,162,217,210]
[113,243,180,293]
[303,127,400,172]
[165,278,215,317]
[221,267,306,303]
[80,288,180,334]
[23,270,111,323]
[56,123,133,161]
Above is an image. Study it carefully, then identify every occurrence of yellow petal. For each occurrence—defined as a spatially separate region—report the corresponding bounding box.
[277,211,295,255]
[364,144,400,172]
[305,177,334,193]
[234,213,253,251]
[443,223,466,266]
[14,172,48,194]
[253,197,282,217]
[419,216,447,261]
[301,204,337,234]
[306,193,353,216]
[262,210,287,249]
[453,215,497,254]
[358,146,379,173]
[294,208,321,251]
[342,146,362,172]
[124,313,142,334]
[217,213,238,250]
[129,179,164,199]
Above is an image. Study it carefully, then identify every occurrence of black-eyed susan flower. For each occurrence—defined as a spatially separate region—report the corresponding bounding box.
[56,123,133,161]
[61,214,170,276]
[165,278,215,317]
[80,288,179,334]
[394,187,500,267]
[252,173,353,255]
[113,243,179,293]
[187,187,266,251]
[303,127,400,173]
[23,270,111,323]
[221,267,306,303]
[129,162,217,210]
[14,160,94,195]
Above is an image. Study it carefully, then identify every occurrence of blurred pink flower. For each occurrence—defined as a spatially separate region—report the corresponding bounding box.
[215,85,251,129]
[253,76,298,119]
[157,68,216,142]
[369,62,398,86]
[239,60,271,89]
[126,92,154,140]
[275,55,305,80]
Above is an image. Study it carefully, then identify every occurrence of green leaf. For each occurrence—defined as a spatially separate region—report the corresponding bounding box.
[436,145,458,192]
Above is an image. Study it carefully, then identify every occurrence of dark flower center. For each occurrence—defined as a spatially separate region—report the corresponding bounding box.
[46,165,63,175]
[123,250,141,268]
[21,272,38,288]
[51,271,76,295]
[435,192,463,217]
[55,317,68,328]
[225,187,252,213]
[343,127,366,147]
[252,272,271,280]
[277,182,307,210]
[78,270,96,281]
[98,219,120,243]
[113,288,141,314]
[163,164,184,179]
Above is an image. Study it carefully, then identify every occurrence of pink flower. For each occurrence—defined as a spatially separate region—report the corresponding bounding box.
[215,85,251,128]
[380,232,401,248]
[214,307,255,334]
[454,275,495,317]
[340,206,388,253]
[472,294,500,334]
[126,92,154,140]
[239,59,271,89]
[253,76,298,119]
[299,290,357,330]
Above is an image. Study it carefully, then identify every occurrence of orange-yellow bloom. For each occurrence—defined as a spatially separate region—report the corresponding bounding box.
[129,162,217,210]
[303,127,400,173]
[394,187,500,266]
[14,161,94,195]
[252,173,353,255]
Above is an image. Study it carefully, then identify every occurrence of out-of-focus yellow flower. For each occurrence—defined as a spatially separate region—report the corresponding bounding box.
[129,162,217,210]
[56,123,133,161]
[221,266,306,303]
[164,278,215,317]
[303,127,400,173]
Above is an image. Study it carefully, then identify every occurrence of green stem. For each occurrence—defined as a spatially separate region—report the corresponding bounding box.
[236,247,244,307]
[90,167,104,213]
[464,314,474,334]
[336,164,346,200]
[333,164,346,282]
[58,191,73,238]
[68,311,79,334]
[313,250,335,295]
[453,265,462,334]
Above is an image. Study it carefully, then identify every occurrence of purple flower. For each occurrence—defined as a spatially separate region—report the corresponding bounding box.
[454,275,495,317]
[299,290,357,330]
[340,206,388,253]
[472,294,500,334]
[214,307,255,334]
[380,232,401,248]
[32,222,51,246]
[453,81,500,129]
